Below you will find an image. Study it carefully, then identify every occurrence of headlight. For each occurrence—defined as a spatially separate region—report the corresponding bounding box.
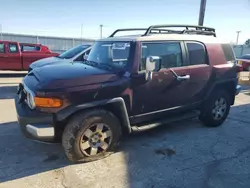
[26,92,36,109]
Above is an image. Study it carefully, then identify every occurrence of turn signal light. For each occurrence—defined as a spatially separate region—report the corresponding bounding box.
[34,97,63,108]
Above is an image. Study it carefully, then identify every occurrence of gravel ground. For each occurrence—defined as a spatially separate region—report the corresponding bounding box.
[0,74,250,188]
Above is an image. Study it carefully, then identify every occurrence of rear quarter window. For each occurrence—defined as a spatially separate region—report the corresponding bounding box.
[221,44,235,62]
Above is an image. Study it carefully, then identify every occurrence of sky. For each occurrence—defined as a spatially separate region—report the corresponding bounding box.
[0,0,249,44]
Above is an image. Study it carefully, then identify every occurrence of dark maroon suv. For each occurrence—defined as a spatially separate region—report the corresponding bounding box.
[15,25,242,163]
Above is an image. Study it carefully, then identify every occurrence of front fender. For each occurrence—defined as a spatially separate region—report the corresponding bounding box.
[55,97,131,133]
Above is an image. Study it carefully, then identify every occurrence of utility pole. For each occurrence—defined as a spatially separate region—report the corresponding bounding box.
[99,24,103,39]
[198,0,207,26]
[236,31,241,45]
[81,24,83,43]
[0,24,2,40]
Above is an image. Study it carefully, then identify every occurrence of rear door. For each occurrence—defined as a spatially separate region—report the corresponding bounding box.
[184,41,212,103]
[6,42,22,70]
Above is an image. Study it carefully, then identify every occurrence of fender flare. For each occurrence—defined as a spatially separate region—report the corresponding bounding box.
[56,97,131,133]
[204,78,238,102]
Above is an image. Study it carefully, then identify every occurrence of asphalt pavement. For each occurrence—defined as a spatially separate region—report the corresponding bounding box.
[0,74,250,188]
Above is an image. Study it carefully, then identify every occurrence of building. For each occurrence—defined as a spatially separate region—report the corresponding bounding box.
[0,33,95,53]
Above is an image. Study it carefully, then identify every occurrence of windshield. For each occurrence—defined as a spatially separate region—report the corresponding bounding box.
[86,41,131,69]
[239,54,250,60]
[58,44,91,59]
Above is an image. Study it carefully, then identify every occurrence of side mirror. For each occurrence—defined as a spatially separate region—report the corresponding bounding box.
[145,56,161,81]
[83,53,88,60]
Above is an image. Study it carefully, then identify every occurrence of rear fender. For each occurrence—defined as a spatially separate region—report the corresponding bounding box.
[204,78,238,105]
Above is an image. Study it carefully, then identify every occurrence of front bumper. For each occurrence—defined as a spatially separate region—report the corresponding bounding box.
[235,84,241,95]
[14,96,55,142]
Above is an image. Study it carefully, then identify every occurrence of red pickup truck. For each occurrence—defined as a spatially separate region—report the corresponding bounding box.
[0,41,59,71]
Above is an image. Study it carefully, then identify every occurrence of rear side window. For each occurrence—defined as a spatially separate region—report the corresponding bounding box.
[22,45,40,51]
[0,43,5,53]
[9,43,18,53]
[221,44,235,62]
[186,42,206,65]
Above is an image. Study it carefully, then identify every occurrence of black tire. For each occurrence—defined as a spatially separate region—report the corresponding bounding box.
[199,89,231,127]
[62,109,122,163]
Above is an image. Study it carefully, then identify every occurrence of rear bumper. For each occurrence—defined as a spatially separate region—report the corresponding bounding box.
[14,96,55,142]
[235,85,241,95]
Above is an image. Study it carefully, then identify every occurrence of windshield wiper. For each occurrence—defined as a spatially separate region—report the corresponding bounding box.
[84,60,112,70]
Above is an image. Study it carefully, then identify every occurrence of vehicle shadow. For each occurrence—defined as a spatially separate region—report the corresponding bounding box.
[0,104,250,187]
[0,86,18,99]
[0,121,70,183]
[0,73,27,78]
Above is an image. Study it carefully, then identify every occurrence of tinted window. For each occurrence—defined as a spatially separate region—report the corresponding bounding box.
[140,42,183,71]
[221,44,235,62]
[22,45,40,51]
[186,42,206,65]
[9,43,18,53]
[0,43,4,53]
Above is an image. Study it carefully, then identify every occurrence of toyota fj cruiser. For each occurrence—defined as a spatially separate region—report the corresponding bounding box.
[15,24,242,163]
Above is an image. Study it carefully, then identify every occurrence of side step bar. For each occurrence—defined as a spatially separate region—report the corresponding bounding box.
[131,111,200,132]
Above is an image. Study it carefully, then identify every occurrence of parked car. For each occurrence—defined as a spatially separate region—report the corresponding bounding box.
[15,24,241,163]
[237,54,250,71]
[0,40,58,71]
[28,44,92,72]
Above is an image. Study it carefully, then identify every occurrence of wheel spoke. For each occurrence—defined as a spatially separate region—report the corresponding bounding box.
[81,141,91,150]
[103,130,112,139]
[215,100,219,106]
[100,141,109,150]
[96,124,104,132]
[84,129,93,138]
[90,147,98,155]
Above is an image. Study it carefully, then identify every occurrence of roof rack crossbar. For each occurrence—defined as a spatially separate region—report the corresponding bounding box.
[182,29,216,36]
[143,24,216,37]
[109,28,178,37]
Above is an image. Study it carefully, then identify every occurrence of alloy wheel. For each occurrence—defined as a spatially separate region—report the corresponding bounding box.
[80,123,113,156]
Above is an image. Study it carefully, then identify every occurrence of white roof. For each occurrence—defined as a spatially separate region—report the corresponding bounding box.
[136,34,225,44]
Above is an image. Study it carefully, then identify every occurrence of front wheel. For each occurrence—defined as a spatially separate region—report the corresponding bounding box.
[62,109,122,163]
[199,90,231,127]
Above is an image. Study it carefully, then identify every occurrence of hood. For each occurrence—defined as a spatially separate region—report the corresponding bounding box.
[29,62,119,90]
[29,56,71,69]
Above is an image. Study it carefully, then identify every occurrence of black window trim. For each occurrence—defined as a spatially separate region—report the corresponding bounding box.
[184,40,209,66]
[0,43,5,53]
[138,40,188,73]
[8,43,19,53]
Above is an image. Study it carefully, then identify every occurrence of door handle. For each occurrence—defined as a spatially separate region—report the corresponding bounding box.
[169,68,190,81]
[177,75,190,81]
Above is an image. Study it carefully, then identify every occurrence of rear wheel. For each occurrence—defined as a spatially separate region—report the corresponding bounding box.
[199,90,231,127]
[62,109,122,163]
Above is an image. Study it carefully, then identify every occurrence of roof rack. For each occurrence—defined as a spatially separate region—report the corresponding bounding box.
[109,28,175,37]
[143,24,216,37]
[109,25,216,38]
